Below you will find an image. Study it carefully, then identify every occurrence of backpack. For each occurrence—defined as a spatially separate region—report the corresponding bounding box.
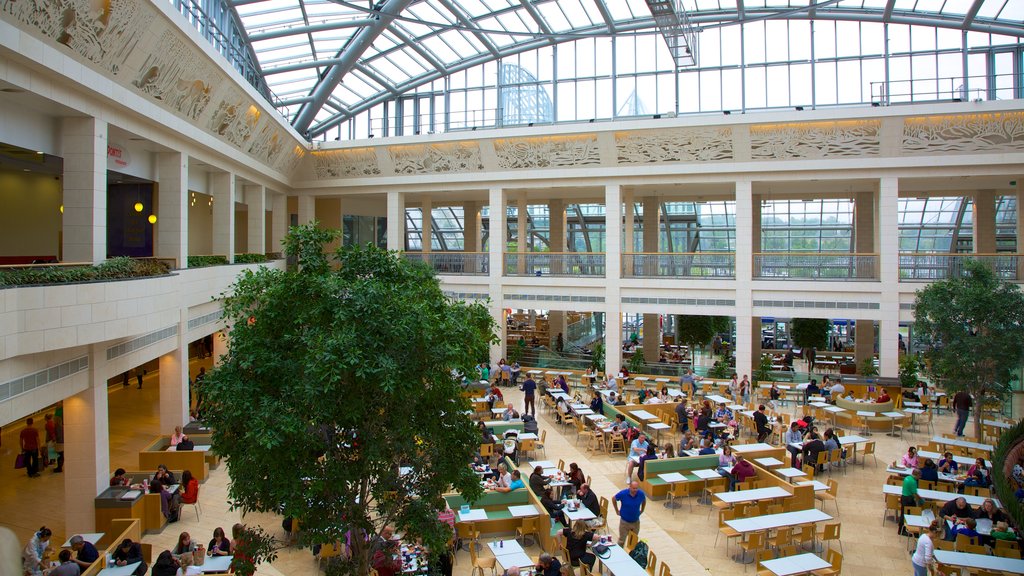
[625,426,640,443]
[629,540,648,567]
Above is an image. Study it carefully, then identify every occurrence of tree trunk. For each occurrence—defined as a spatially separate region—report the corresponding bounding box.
[973,406,983,442]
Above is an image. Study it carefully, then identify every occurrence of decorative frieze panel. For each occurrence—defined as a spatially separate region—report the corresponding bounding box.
[750,121,880,159]
[389,142,483,174]
[493,135,601,169]
[0,0,304,176]
[312,148,381,178]
[903,113,1024,154]
[615,128,733,163]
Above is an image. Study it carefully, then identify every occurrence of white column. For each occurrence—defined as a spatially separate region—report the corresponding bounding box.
[463,201,481,252]
[212,330,229,367]
[210,172,235,263]
[604,184,622,376]
[387,192,405,251]
[735,180,754,374]
[156,151,188,268]
[159,312,189,431]
[271,192,287,253]
[64,345,110,533]
[488,187,507,368]
[878,177,900,377]
[623,191,635,277]
[297,195,316,226]
[421,196,433,253]
[245,184,266,255]
[972,189,997,254]
[60,117,107,264]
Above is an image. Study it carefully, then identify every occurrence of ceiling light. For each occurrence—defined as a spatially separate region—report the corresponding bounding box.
[148,214,157,224]
[134,202,144,212]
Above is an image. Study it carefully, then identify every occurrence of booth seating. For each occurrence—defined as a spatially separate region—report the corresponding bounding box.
[138,435,216,482]
[484,420,524,436]
[80,519,149,576]
[444,484,557,554]
[832,397,898,432]
[639,455,722,498]
[96,469,190,534]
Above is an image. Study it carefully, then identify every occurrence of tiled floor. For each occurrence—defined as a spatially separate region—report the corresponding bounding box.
[0,365,1007,576]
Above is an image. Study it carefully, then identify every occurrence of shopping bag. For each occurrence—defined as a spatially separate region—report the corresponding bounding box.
[14,453,25,469]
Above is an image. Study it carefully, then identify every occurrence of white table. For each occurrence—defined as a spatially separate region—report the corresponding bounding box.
[692,469,722,504]
[190,555,233,573]
[796,480,829,492]
[882,484,1000,507]
[732,443,776,453]
[933,550,1024,573]
[755,457,784,467]
[930,436,993,452]
[706,394,732,404]
[715,486,790,504]
[564,506,597,521]
[596,543,648,576]
[517,433,538,441]
[508,505,542,518]
[488,539,525,556]
[630,410,658,422]
[62,532,104,548]
[529,460,556,469]
[457,509,488,522]
[165,445,211,452]
[904,401,924,408]
[647,422,671,443]
[983,419,1012,429]
[760,553,831,576]
[774,467,807,480]
[659,472,687,484]
[574,408,595,416]
[725,509,832,533]
[98,562,144,576]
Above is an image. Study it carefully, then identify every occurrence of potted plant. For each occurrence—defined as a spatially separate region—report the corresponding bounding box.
[859,357,879,381]
[898,355,920,389]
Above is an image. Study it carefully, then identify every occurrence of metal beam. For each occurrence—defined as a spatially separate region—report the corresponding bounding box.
[437,0,499,56]
[389,26,447,73]
[590,0,617,33]
[291,0,416,133]
[737,0,745,20]
[247,19,376,43]
[354,63,400,96]
[962,0,984,28]
[264,58,349,76]
[882,0,895,21]
[518,0,554,36]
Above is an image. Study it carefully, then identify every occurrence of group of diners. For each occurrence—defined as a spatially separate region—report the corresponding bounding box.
[110,463,200,521]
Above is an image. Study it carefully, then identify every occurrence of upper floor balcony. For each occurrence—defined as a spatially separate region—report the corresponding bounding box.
[622,253,735,279]
[754,253,880,281]
[899,253,1023,282]
[503,253,606,277]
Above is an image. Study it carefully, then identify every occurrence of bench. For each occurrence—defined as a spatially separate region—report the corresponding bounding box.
[81,519,149,576]
[137,436,212,482]
[639,455,722,498]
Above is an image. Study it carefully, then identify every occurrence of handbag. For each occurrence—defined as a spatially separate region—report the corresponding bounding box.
[14,453,25,469]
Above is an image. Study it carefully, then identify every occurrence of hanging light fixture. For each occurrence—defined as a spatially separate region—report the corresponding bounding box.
[134,202,144,212]
[148,214,157,224]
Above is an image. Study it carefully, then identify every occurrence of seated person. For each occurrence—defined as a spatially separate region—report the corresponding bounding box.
[49,550,79,576]
[152,464,177,488]
[110,538,146,576]
[568,462,586,492]
[577,483,600,517]
[610,414,629,435]
[529,466,551,494]
[678,432,697,454]
[804,380,821,403]
[937,452,959,474]
[171,532,196,563]
[561,521,598,569]
[975,499,1007,525]
[180,470,199,506]
[939,497,975,526]
[965,458,990,487]
[70,535,100,570]
[800,433,826,470]
[730,456,757,489]
[208,527,232,556]
[536,553,562,576]
[371,540,402,576]
[110,468,130,487]
[920,459,939,482]
[901,447,919,469]
[697,438,716,456]
[494,470,525,492]
[953,517,979,540]
[876,389,891,403]
[636,446,658,481]
[589,393,603,414]
[540,487,568,526]
[170,426,185,446]
[175,435,195,451]
[991,521,1017,541]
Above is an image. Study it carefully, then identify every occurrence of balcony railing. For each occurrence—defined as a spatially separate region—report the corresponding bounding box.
[754,253,879,280]
[622,252,735,279]
[404,252,489,275]
[504,252,606,277]
[899,253,1022,281]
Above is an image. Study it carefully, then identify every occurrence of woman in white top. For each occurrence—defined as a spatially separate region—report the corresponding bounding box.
[911,519,942,576]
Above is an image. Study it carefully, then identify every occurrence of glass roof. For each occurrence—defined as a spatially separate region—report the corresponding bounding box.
[224,0,1024,137]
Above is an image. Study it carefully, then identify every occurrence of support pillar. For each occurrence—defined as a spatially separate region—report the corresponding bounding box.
[855,191,875,278]
[421,196,432,253]
[1017,181,1024,281]
[60,117,107,264]
[604,184,622,376]
[642,313,660,362]
[64,345,110,533]
[854,320,875,372]
[549,310,567,351]
[159,320,189,431]
[464,201,481,252]
[212,330,229,367]
[245,184,266,256]
[488,187,507,368]
[642,197,659,276]
[879,177,900,377]
[623,191,635,277]
[735,180,755,373]
[156,151,188,268]
[517,196,527,274]
[386,192,404,251]
[210,172,235,263]
[973,189,997,254]
[297,195,316,226]
[271,192,287,253]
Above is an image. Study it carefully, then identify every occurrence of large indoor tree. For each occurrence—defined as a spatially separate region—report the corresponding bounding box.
[675,314,731,353]
[202,223,496,575]
[913,259,1024,440]
[790,318,830,351]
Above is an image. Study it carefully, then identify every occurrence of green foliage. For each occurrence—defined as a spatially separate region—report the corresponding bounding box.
[230,526,279,576]
[707,355,734,379]
[898,355,921,388]
[187,255,229,268]
[627,350,646,374]
[991,420,1024,531]
[0,257,169,287]
[790,318,830,350]
[202,224,495,576]
[590,342,605,372]
[675,315,731,351]
[233,253,268,264]
[858,358,879,378]
[914,259,1024,439]
[508,340,526,364]
[753,355,775,383]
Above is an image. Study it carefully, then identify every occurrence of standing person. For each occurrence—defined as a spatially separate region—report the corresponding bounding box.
[521,375,537,417]
[806,346,817,374]
[43,413,56,467]
[20,418,41,478]
[911,519,942,576]
[612,481,647,546]
[122,371,130,388]
[53,408,65,473]
[753,404,771,443]
[22,527,52,576]
[952,390,972,437]
[136,367,145,389]
[740,374,751,404]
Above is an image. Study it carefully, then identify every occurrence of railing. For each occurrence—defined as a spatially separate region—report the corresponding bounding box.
[566,314,603,350]
[871,72,1022,106]
[403,252,489,275]
[754,253,879,280]
[503,252,606,277]
[622,252,735,278]
[899,253,1023,282]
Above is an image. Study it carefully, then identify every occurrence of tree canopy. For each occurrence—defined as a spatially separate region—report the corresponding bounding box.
[790,318,830,351]
[913,259,1024,439]
[675,315,731,351]
[202,224,496,575]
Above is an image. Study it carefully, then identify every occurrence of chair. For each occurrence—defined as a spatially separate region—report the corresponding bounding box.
[574,418,588,444]
[658,564,672,576]
[767,527,792,550]
[587,429,606,453]
[962,543,988,555]
[287,518,301,545]
[818,522,843,555]
[816,479,839,516]
[933,539,954,551]
[860,441,877,467]
[536,430,547,458]
[994,539,1020,556]
[716,510,742,554]
[183,485,202,521]
[645,550,657,576]
[704,485,727,515]
[597,497,610,533]
[468,545,496,576]
[801,464,816,480]
[479,443,495,465]
[739,531,766,565]
[754,549,778,576]
[520,439,537,460]
[558,459,566,471]
[793,525,815,551]
[883,493,901,525]
[827,449,844,475]
[562,414,577,429]
[624,530,639,553]
[811,549,842,576]
[609,433,626,455]
[459,522,481,552]
[954,533,979,550]
[315,541,343,570]
[668,482,691,514]
[777,545,799,558]
[516,516,539,547]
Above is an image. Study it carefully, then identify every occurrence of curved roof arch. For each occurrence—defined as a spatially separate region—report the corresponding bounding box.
[229,0,1024,137]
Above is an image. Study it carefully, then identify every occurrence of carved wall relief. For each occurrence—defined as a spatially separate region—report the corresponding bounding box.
[389,142,483,174]
[615,127,733,163]
[493,134,601,169]
[750,121,880,159]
